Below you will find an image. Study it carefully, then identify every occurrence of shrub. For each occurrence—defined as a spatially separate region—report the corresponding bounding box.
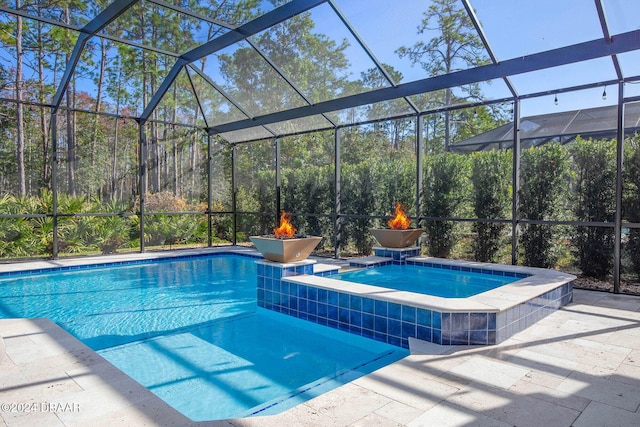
[470,150,512,262]
[518,144,571,268]
[571,137,616,278]
[423,152,471,258]
[624,135,640,277]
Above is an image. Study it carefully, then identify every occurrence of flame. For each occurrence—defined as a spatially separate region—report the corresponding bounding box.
[274,210,296,238]
[387,202,411,230]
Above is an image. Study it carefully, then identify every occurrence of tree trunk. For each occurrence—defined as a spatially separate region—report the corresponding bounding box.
[36,11,50,189]
[172,86,178,196]
[93,38,108,168]
[63,6,76,196]
[15,2,26,196]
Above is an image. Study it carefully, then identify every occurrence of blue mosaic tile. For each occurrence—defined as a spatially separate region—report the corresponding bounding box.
[350,295,362,311]
[448,330,470,345]
[441,313,451,330]
[388,336,403,348]
[432,329,442,345]
[327,305,338,321]
[307,287,318,301]
[308,300,317,315]
[451,313,469,331]
[338,308,350,323]
[289,283,298,296]
[488,313,497,330]
[317,302,328,318]
[317,288,327,303]
[374,300,388,316]
[388,319,402,337]
[470,313,487,330]
[402,306,416,323]
[328,290,339,306]
[469,330,488,345]
[362,298,375,314]
[350,311,362,327]
[349,325,362,335]
[401,322,416,339]
[362,313,374,330]
[417,326,432,341]
[338,293,350,308]
[417,308,432,327]
[281,281,290,295]
[433,312,442,330]
[374,316,387,333]
[388,302,402,320]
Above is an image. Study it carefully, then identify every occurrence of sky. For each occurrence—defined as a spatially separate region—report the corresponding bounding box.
[332,0,640,117]
[3,0,640,121]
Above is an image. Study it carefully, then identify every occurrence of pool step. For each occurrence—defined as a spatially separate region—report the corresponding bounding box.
[312,263,342,276]
[349,256,393,269]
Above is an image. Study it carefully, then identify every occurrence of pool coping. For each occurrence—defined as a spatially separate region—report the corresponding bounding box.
[0,246,262,276]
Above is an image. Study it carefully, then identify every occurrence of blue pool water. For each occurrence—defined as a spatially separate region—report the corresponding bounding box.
[0,255,407,421]
[333,264,519,298]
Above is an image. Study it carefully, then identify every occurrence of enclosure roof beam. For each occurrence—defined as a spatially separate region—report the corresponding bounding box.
[461,0,518,98]
[595,0,623,79]
[51,0,139,112]
[140,0,327,124]
[209,29,640,134]
[328,0,420,114]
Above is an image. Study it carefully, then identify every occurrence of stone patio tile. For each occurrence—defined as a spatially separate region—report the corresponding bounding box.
[0,407,65,427]
[499,348,578,379]
[373,400,424,425]
[351,412,404,427]
[597,295,640,312]
[508,379,591,412]
[407,401,511,427]
[556,371,640,411]
[449,357,530,389]
[400,352,474,379]
[232,404,336,427]
[520,370,568,389]
[623,349,640,367]
[572,401,640,427]
[605,330,640,350]
[447,382,580,427]
[610,361,640,388]
[76,396,190,427]
[303,383,393,426]
[523,339,629,371]
[353,367,460,412]
[47,379,158,426]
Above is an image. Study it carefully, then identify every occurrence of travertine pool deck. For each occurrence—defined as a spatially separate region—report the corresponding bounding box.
[1,250,640,426]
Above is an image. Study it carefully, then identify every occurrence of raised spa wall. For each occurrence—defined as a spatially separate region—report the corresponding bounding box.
[256,247,574,349]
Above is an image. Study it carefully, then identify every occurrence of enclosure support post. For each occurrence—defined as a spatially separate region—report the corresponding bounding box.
[511,99,521,265]
[138,121,147,252]
[334,128,341,259]
[51,111,59,259]
[231,144,237,246]
[416,115,423,231]
[207,133,213,247]
[275,138,281,224]
[614,82,624,293]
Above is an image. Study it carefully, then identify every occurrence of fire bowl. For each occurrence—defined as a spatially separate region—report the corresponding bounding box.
[370,228,423,248]
[249,235,322,263]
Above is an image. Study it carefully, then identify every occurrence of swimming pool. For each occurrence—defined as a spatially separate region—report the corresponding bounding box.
[0,253,407,421]
[333,263,521,298]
